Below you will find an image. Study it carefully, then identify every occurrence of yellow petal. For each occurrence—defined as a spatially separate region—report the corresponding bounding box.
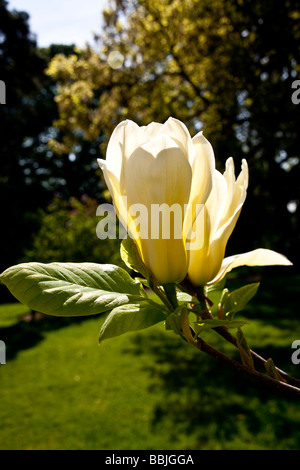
[211,159,248,262]
[187,170,227,287]
[140,237,189,285]
[105,120,139,179]
[210,248,293,284]
[223,157,236,199]
[219,158,248,228]
[125,135,192,207]
[125,136,192,284]
[159,117,193,159]
[190,132,215,205]
[187,206,218,286]
[105,120,166,193]
[97,161,141,244]
[183,132,215,243]
[205,170,227,239]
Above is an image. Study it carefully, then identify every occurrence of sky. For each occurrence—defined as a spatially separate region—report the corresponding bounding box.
[7,0,109,47]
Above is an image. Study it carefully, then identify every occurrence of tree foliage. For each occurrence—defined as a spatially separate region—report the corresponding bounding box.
[0,1,104,278]
[0,0,50,273]
[22,195,123,267]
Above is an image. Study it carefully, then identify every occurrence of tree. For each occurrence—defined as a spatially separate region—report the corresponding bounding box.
[0,1,106,284]
[0,0,49,276]
[22,195,122,267]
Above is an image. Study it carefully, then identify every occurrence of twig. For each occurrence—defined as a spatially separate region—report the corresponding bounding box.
[180,277,300,395]
[195,336,300,399]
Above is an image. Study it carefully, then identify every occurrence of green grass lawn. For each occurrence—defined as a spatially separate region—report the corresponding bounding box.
[0,273,300,450]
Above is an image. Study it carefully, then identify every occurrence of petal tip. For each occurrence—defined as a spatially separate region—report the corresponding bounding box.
[97,158,106,170]
[225,156,234,168]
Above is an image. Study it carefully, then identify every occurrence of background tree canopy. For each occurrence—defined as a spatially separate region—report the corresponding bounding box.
[1,0,299,302]
[0,0,103,287]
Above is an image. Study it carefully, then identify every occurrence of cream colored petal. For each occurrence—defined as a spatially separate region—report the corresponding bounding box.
[209,159,248,265]
[105,120,138,179]
[205,170,227,240]
[188,250,220,287]
[187,173,231,287]
[159,117,193,159]
[187,205,217,286]
[140,121,163,138]
[97,158,106,172]
[212,180,246,259]
[125,135,192,207]
[139,237,188,284]
[209,204,243,278]
[209,248,293,284]
[125,138,192,284]
[229,159,248,215]
[118,120,148,162]
[223,157,235,190]
[138,134,177,159]
[236,159,249,189]
[105,119,165,188]
[97,160,140,243]
[219,158,248,229]
[190,132,215,203]
[183,132,215,242]
[222,157,235,214]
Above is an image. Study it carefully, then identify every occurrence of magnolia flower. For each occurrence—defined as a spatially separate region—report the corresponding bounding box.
[98,117,215,285]
[188,157,292,286]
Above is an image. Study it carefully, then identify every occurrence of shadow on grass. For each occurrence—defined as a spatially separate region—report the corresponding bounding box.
[125,328,300,450]
[0,313,99,361]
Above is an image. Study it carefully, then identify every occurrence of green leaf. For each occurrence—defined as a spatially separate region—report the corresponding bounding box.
[264,358,287,382]
[165,305,194,343]
[206,277,227,293]
[0,262,147,317]
[120,237,150,279]
[99,301,166,342]
[236,328,255,370]
[176,292,193,304]
[204,280,227,315]
[221,283,260,319]
[165,306,184,335]
[135,277,150,288]
[194,318,249,335]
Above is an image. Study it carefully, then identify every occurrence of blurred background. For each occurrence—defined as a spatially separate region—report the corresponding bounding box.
[0,0,299,450]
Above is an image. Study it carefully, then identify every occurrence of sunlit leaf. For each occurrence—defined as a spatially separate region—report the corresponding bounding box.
[0,262,147,317]
[120,237,150,280]
[99,301,167,342]
[221,283,260,319]
[194,318,249,335]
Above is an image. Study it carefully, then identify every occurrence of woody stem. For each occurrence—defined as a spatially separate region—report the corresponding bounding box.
[193,333,300,399]
[180,278,300,391]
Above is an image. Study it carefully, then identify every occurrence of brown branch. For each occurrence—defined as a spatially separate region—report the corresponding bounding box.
[208,324,300,388]
[195,336,300,399]
[180,278,300,392]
